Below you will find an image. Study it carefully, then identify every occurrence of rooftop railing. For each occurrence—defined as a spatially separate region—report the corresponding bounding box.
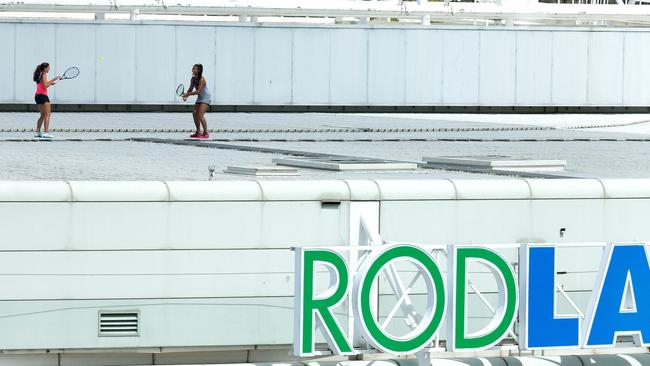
[1,0,650,26]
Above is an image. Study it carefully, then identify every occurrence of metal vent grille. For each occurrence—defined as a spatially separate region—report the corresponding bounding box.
[98,311,139,337]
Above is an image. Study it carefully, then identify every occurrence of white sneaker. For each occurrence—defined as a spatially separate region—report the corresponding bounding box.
[40,132,53,139]
[34,131,42,138]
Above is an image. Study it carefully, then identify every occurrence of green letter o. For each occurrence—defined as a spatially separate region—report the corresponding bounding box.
[355,245,445,354]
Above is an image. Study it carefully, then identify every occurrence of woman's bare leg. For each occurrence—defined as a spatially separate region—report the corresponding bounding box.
[198,104,209,134]
[192,105,201,134]
[43,102,51,132]
[36,104,46,132]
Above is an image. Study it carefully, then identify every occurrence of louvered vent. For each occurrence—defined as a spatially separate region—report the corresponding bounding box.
[98,311,139,337]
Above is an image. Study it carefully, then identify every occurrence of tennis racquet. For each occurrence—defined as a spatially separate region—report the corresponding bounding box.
[176,84,185,97]
[60,66,80,80]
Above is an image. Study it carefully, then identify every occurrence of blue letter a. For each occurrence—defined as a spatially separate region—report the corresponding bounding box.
[586,244,650,347]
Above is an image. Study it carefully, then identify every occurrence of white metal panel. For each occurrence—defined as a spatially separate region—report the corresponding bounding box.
[166,180,262,201]
[556,293,593,324]
[292,28,330,105]
[604,199,650,242]
[555,272,599,293]
[515,31,553,105]
[132,200,344,250]
[556,246,604,273]
[380,198,650,246]
[442,30,479,105]
[167,201,348,249]
[0,24,16,102]
[0,200,348,250]
[530,200,606,242]
[54,24,95,103]
[6,22,650,108]
[552,31,588,105]
[135,25,175,103]
[69,202,169,249]
[368,30,405,105]
[0,250,294,299]
[0,298,297,349]
[167,201,264,248]
[0,250,292,277]
[14,23,56,102]
[346,180,380,201]
[8,179,650,202]
[174,26,216,106]
[404,30,443,105]
[215,26,254,104]
[453,179,530,200]
[455,200,532,243]
[380,201,458,245]
[69,181,169,201]
[479,30,516,106]
[1,178,650,353]
[69,201,340,250]
[95,25,135,102]
[0,203,71,250]
[330,28,368,105]
[588,32,624,105]
[600,178,650,198]
[623,32,650,106]
[0,181,71,201]
[258,180,350,201]
[257,201,349,247]
[375,180,456,200]
[525,179,604,199]
[253,27,292,104]
[63,201,346,250]
[2,273,283,300]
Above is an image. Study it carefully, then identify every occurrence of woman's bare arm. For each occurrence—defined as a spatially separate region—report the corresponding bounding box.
[186,78,205,96]
[186,78,195,94]
[182,78,196,100]
[42,74,60,88]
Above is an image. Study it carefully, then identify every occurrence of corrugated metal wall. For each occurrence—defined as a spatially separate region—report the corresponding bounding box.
[1,21,649,107]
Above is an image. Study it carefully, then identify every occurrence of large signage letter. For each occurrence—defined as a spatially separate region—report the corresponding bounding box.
[520,245,580,349]
[294,248,353,356]
[354,244,446,354]
[585,243,650,347]
[449,246,518,351]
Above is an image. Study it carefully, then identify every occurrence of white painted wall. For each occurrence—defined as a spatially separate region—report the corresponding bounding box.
[0,179,648,357]
[3,21,650,106]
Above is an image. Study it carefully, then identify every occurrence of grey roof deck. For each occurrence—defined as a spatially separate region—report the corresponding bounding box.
[1,112,649,180]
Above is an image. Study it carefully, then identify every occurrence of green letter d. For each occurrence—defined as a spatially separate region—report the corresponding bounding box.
[448,246,518,351]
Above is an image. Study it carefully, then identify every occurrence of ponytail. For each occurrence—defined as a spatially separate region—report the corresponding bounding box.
[33,62,49,83]
[192,63,203,88]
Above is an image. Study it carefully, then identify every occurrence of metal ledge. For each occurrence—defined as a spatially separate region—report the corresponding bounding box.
[1,104,649,114]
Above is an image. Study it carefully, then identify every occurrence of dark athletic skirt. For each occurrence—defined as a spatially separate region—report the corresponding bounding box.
[35,94,50,105]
